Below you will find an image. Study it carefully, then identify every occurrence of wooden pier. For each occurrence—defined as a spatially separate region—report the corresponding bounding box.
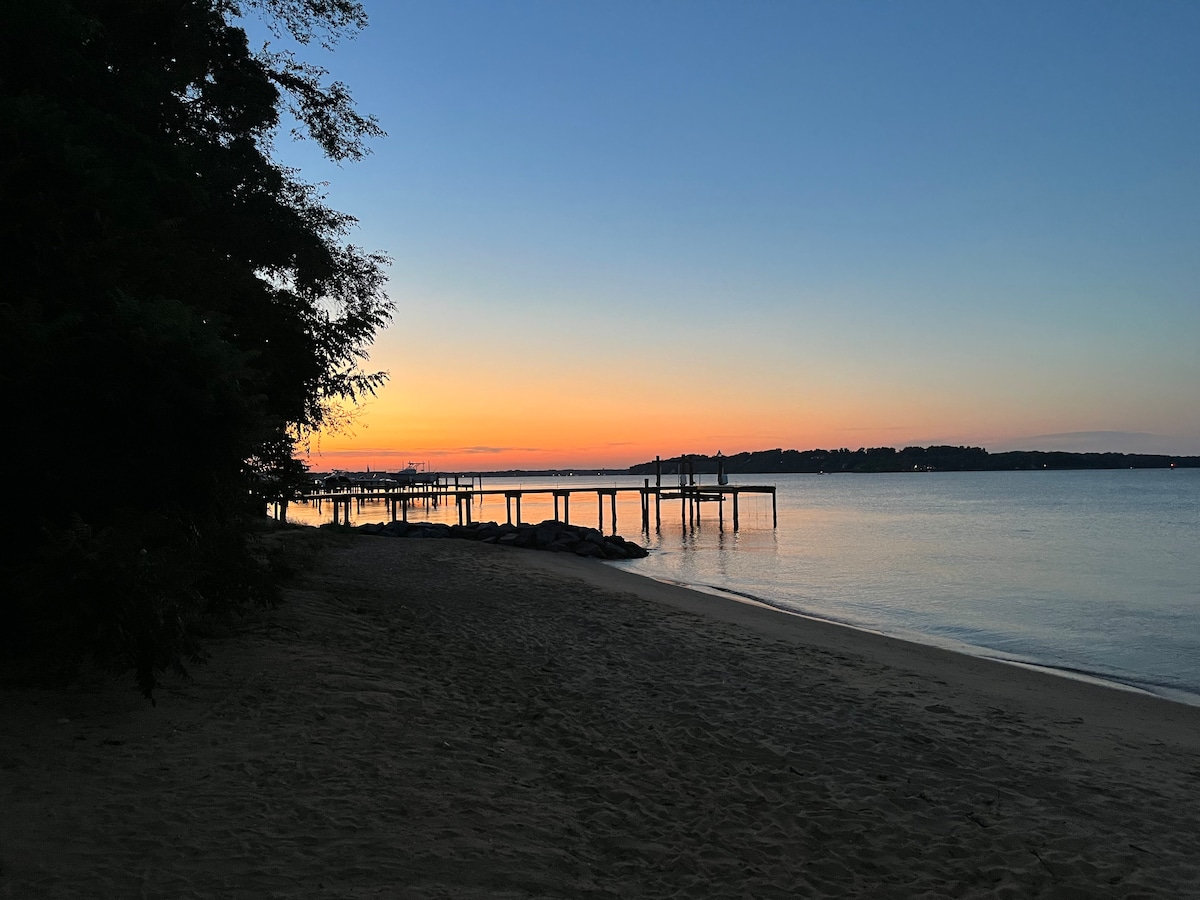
[292,456,776,533]
[298,481,776,533]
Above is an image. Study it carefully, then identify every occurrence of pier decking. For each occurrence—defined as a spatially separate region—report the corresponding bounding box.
[297,481,776,533]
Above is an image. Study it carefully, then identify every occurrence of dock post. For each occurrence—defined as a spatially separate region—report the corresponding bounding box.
[733,492,739,532]
[642,480,650,532]
[772,489,777,527]
[553,490,570,524]
[610,492,618,534]
[597,492,604,531]
[505,494,513,525]
[516,494,522,525]
[402,496,408,522]
[718,495,724,531]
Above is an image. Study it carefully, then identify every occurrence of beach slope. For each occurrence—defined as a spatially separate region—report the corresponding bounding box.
[2,532,1199,898]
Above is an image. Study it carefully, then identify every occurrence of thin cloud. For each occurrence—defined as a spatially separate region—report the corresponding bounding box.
[990,431,1183,454]
[302,448,417,459]
[1022,431,1158,442]
[457,446,543,455]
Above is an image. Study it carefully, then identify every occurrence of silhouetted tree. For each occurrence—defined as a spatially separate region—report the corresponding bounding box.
[1,0,391,695]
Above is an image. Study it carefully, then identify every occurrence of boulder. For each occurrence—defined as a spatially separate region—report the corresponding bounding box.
[535,519,562,549]
[354,516,649,560]
[574,541,605,558]
[474,522,503,542]
[602,540,629,559]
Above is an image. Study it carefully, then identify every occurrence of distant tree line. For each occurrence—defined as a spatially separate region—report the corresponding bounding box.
[2,1,390,696]
[629,447,1200,475]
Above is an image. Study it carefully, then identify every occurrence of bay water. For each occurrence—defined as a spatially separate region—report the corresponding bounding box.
[285,468,1200,705]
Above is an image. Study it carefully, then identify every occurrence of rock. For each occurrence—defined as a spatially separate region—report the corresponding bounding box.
[574,541,605,558]
[603,540,629,559]
[605,534,649,558]
[581,528,607,547]
[535,519,563,549]
[354,516,649,560]
[474,522,503,542]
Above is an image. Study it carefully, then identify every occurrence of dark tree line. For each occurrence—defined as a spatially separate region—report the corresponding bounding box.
[631,447,1200,476]
[1,0,391,695]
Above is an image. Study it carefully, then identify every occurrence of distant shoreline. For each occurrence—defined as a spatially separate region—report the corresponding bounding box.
[312,447,1200,477]
[627,446,1200,475]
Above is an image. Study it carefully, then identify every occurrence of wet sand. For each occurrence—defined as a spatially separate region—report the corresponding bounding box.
[3,530,1200,898]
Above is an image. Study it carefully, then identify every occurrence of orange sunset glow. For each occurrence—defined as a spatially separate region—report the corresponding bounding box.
[284,1,1199,473]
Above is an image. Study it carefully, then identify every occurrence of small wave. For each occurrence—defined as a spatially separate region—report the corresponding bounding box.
[631,573,1200,708]
[634,574,899,638]
[974,655,1200,706]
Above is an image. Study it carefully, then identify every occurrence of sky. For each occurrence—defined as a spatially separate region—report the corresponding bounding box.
[252,1,1200,471]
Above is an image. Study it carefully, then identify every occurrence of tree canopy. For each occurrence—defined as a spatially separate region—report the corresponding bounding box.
[1,0,392,694]
[630,447,1200,475]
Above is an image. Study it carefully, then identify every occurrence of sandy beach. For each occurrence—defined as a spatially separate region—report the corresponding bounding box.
[3,529,1200,898]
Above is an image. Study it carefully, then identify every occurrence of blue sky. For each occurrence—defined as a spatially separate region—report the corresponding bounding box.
[251,1,1200,467]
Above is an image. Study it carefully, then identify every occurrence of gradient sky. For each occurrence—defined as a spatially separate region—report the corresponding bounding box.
[253,1,1200,471]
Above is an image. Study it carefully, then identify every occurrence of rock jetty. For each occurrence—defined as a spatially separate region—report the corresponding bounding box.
[342,519,650,560]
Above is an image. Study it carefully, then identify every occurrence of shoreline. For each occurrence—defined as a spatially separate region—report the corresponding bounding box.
[289,473,1200,711]
[3,531,1200,897]
[518,543,1200,750]
[613,564,1200,709]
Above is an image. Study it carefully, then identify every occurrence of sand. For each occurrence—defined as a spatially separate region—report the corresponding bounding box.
[2,530,1200,898]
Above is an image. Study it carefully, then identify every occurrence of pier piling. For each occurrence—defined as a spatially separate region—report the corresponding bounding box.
[299,476,775,534]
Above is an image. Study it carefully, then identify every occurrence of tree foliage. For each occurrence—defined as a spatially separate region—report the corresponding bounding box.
[631,447,1200,475]
[0,0,391,695]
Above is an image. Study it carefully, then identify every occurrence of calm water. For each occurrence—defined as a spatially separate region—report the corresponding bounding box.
[285,469,1200,705]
